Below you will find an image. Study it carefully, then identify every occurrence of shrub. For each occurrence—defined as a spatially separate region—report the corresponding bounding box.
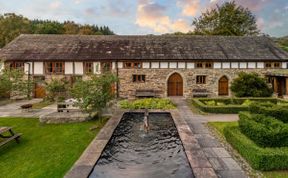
[45,79,68,101]
[238,112,288,147]
[119,98,176,109]
[231,72,273,97]
[224,126,288,171]
[250,102,288,123]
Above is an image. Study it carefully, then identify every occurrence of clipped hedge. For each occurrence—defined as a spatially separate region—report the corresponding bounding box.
[191,98,279,114]
[239,112,288,147]
[224,126,288,171]
[250,102,288,123]
[119,98,176,109]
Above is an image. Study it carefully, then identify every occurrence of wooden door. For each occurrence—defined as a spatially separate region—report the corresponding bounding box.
[218,76,229,96]
[34,76,46,98]
[168,73,183,96]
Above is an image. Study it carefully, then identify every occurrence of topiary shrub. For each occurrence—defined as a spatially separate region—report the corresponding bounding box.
[231,72,273,97]
[238,112,288,147]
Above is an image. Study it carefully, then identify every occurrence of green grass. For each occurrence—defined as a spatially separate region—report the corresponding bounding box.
[209,121,288,178]
[119,98,176,109]
[0,117,108,178]
[32,100,54,109]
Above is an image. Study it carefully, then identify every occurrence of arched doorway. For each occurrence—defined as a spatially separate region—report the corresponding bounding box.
[218,76,229,96]
[168,73,183,96]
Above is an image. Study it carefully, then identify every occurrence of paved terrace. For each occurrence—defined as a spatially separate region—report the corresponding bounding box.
[171,97,247,178]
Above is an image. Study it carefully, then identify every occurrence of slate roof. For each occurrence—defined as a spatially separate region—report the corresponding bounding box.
[0,34,288,62]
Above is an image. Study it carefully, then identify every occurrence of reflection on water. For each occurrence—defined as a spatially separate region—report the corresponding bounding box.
[89,113,194,178]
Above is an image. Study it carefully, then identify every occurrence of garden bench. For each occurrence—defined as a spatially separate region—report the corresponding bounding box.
[135,89,157,98]
[0,127,22,147]
[20,104,33,112]
[57,102,80,112]
[192,89,210,98]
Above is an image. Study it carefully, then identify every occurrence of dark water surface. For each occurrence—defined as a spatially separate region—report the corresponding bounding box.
[89,113,194,178]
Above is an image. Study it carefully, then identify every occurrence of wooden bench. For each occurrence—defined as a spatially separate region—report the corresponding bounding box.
[20,104,33,112]
[0,127,22,147]
[135,89,157,98]
[57,102,80,112]
[192,89,210,98]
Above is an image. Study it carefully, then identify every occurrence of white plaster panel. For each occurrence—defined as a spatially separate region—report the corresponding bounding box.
[239,62,247,68]
[186,62,194,69]
[143,62,150,69]
[118,62,123,69]
[94,62,101,74]
[169,62,177,69]
[257,62,264,69]
[231,62,238,68]
[75,62,83,75]
[160,62,168,68]
[64,62,73,75]
[112,62,116,70]
[282,62,287,69]
[151,62,159,68]
[24,62,33,74]
[248,62,256,69]
[34,62,44,75]
[214,62,221,69]
[0,61,4,73]
[178,62,186,69]
[222,62,230,69]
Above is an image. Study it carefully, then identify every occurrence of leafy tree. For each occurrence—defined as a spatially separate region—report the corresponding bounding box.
[63,21,79,34]
[45,78,69,102]
[70,73,117,114]
[193,1,259,36]
[231,72,273,97]
[0,68,33,99]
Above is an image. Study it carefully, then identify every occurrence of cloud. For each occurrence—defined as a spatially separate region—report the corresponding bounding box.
[49,1,61,9]
[177,0,200,16]
[256,18,265,30]
[136,0,192,33]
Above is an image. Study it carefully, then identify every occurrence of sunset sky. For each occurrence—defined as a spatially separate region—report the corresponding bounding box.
[0,0,287,37]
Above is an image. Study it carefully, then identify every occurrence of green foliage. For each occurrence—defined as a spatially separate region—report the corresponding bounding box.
[0,68,33,98]
[249,102,288,123]
[119,98,176,109]
[192,98,278,114]
[0,13,115,48]
[45,79,68,102]
[193,1,259,36]
[239,112,288,147]
[231,72,273,97]
[224,126,288,171]
[70,73,117,114]
[275,37,288,52]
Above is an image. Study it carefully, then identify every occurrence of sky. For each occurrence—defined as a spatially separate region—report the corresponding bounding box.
[0,0,287,37]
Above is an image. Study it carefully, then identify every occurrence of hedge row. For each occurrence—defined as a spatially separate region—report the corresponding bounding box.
[191,98,280,114]
[239,112,288,147]
[224,126,288,171]
[250,102,288,123]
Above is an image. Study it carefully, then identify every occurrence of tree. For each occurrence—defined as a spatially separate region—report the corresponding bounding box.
[231,72,273,97]
[0,68,34,99]
[193,1,259,36]
[70,73,117,114]
[45,78,69,102]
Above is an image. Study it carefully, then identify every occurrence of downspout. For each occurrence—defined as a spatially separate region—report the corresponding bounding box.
[116,60,119,98]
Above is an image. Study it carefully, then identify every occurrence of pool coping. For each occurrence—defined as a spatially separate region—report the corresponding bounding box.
[65,109,217,178]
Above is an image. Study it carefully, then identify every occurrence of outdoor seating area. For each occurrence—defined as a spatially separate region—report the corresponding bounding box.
[135,89,158,98]
[192,89,210,98]
[0,127,22,147]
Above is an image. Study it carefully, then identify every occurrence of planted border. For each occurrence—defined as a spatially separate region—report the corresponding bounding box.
[192,98,281,114]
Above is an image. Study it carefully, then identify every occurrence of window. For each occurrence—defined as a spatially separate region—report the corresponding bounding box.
[84,62,94,74]
[205,62,213,68]
[45,62,64,74]
[196,75,206,84]
[196,62,203,68]
[265,62,272,68]
[274,62,281,68]
[124,62,142,69]
[132,75,145,82]
[265,62,281,69]
[9,62,24,70]
[101,62,112,72]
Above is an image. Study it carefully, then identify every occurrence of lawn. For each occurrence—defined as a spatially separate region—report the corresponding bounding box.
[209,122,288,178]
[0,117,108,178]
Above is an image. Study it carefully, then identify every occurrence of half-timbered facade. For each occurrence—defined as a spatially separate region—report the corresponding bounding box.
[0,34,288,98]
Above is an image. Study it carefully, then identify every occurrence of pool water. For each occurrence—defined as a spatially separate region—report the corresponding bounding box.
[89,113,194,178]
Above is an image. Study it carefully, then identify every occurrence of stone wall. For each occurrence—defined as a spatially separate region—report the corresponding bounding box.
[118,68,277,99]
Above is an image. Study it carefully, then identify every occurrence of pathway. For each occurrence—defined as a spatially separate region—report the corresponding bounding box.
[171,97,247,178]
[0,99,56,118]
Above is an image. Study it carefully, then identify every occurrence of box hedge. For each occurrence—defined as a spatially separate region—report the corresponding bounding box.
[191,98,279,114]
[238,112,288,148]
[224,126,288,171]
